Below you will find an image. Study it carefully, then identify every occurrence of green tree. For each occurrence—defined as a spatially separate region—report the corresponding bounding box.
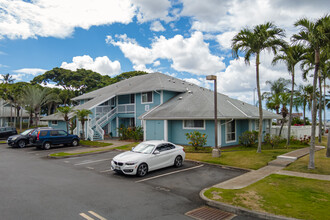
[232,22,286,153]
[75,109,92,140]
[294,84,314,125]
[272,44,305,144]
[1,73,14,84]
[262,78,291,115]
[23,86,60,126]
[292,15,330,169]
[278,92,291,136]
[57,106,74,134]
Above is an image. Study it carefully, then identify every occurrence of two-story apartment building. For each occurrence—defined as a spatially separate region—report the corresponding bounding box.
[42,72,280,147]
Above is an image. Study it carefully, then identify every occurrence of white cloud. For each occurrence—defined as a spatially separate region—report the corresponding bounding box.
[181,0,330,33]
[12,73,24,81]
[60,55,121,76]
[150,21,165,32]
[216,31,237,50]
[14,68,47,75]
[40,82,63,89]
[183,77,212,90]
[0,0,135,39]
[132,0,171,23]
[107,32,226,75]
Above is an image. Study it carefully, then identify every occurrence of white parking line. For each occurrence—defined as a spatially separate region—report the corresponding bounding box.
[135,164,204,183]
[74,159,112,166]
[100,169,112,173]
[79,211,107,220]
[79,213,94,220]
[88,211,107,220]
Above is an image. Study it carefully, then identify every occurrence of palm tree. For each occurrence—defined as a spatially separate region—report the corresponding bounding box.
[262,78,291,115]
[1,73,14,84]
[292,15,330,169]
[23,86,60,126]
[272,44,305,144]
[57,106,74,134]
[294,84,314,125]
[75,109,92,140]
[232,22,286,153]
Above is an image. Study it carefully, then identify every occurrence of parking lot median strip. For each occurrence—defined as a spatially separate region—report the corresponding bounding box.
[135,164,204,183]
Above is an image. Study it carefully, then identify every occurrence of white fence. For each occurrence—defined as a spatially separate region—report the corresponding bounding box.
[270,126,319,139]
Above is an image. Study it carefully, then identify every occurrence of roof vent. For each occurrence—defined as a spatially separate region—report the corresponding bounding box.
[168,79,171,81]
[173,81,175,83]
[178,97,183,100]
[188,90,193,94]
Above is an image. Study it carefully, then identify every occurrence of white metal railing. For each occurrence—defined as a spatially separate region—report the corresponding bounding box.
[87,125,94,141]
[95,124,104,140]
[117,104,135,113]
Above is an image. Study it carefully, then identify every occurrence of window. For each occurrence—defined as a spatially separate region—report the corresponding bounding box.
[183,120,205,129]
[58,130,67,136]
[142,92,153,103]
[130,94,135,104]
[51,120,58,125]
[226,120,236,142]
[50,130,59,136]
[40,131,48,136]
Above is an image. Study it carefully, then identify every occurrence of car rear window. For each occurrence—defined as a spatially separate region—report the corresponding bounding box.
[50,130,59,136]
[40,131,48,136]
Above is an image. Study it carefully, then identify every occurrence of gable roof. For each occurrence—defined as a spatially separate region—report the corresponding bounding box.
[139,76,280,120]
[72,72,188,111]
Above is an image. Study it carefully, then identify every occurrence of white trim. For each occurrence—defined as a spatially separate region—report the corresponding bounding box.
[141,91,153,104]
[143,120,146,141]
[161,90,163,104]
[225,119,236,143]
[182,120,206,130]
[249,119,252,131]
[164,120,168,141]
[218,120,221,147]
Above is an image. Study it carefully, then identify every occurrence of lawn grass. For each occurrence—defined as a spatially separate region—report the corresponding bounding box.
[80,140,113,147]
[185,142,308,170]
[284,136,330,175]
[0,140,6,144]
[49,148,113,157]
[204,174,330,220]
[114,142,139,151]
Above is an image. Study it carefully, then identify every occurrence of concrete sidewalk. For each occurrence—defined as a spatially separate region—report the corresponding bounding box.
[213,145,325,189]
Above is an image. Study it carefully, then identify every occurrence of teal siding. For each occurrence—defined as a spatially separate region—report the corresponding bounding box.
[146,120,164,140]
[167,120,214,147]
[135,91,161,127]
[163,91,179,103]
[48,121,67,131]
[111,118,117,137]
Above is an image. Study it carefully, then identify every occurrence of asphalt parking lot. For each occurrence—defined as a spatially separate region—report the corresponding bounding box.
[2,144,261,220]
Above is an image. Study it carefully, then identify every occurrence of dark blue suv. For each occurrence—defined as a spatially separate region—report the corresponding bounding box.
[34,129,80,150]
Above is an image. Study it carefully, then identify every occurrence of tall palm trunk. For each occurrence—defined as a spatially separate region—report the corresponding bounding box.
[324,78,326,136]
[287,68,295,145]
[303,101,306,125]
[309,50,319,169]
[327,129,330,157]
[81,121,85,140]
[318,72,322,143]
[256,53,263,153]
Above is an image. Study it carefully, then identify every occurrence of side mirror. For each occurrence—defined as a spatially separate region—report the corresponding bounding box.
[153,150,160,155]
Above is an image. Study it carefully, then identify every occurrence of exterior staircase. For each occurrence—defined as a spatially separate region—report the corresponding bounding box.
[88,108,117,141]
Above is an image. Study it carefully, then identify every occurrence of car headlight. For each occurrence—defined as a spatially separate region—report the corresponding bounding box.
[125,162,137,165]
[11,137,17,141]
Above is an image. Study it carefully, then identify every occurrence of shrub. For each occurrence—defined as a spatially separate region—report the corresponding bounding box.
[185,131,207,150]
[117,124,143,141]
[299,135,311,145]
[264,134,283,148]
[239,131,258,147]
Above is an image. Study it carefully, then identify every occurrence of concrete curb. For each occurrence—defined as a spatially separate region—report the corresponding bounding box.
[185,159,252,173]
[47,148,121,159]
[199,188,297,220]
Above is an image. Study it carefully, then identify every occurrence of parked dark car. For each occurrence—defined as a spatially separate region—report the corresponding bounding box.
[28,127,54,144]
[0,127,17,140]
[33,129,80,150]
[7,127,53,148]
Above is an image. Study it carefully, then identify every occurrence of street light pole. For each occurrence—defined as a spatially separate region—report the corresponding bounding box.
[206,75,220,157]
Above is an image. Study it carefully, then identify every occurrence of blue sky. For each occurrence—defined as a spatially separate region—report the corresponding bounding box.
[0,0,329,118]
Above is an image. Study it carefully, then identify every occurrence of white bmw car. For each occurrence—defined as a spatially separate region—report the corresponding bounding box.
[111,140,186,177]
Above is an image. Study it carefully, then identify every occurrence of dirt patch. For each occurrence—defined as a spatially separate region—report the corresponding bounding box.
[233,190,265,212]
[211,191,223,200]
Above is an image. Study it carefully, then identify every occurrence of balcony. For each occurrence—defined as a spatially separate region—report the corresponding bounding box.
[118,104,135,113]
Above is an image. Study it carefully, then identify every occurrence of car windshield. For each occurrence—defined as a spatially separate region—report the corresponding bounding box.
[132,143,155,154]
[21,129,33,135]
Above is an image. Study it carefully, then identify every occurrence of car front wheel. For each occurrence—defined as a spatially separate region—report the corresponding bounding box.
[18,140,26,148]
[71,139,79,147]
[136,163,148,177]
[174,156,183,167]
[43,142,51,150]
